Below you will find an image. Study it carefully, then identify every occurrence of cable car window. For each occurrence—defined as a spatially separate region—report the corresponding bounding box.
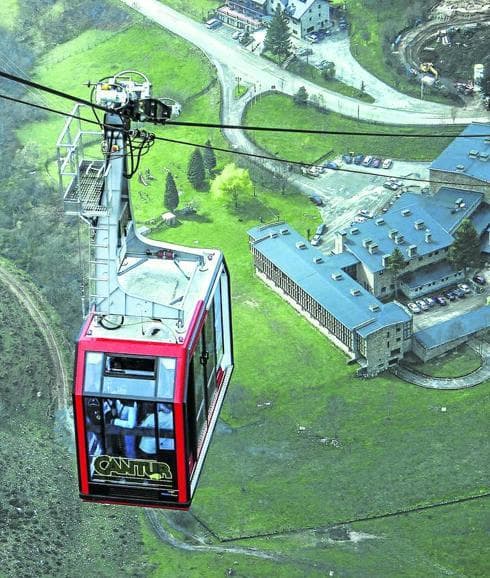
[105,355,155,376]
[83,352,104,393]
[213,280,224,363]
[102,355,156,398]
[204,307,217,409]
[156,358,176,399]
[190,340,207,448]
[84,398,176,491]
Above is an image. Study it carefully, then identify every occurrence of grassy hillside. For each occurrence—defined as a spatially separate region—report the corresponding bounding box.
[2,0,19,30]
[0,260,151,578]
[244,93,455,163]
[7,1,489,576]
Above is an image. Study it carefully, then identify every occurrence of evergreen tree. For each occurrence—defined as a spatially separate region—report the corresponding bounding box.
[164,171,179,212]
[293,86,308,106]
[448,218,481,275]
[386,247,406,298]
[203,139,217,175]
[187,148,206,190]
[263,6,292,58]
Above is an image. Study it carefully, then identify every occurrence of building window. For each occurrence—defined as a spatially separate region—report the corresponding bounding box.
[381,287,386,293]
[390,348,401,355]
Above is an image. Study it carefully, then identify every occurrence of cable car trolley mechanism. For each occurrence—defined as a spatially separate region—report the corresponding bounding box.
[57,71,233,509]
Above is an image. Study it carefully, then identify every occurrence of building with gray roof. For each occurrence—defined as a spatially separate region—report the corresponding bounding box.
[248,222,412,376]
[217,0,331,38]
[430,122,490,201]
[413,306,490,361]
[334,186,488,300]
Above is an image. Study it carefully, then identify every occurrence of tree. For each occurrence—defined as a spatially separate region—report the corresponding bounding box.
[386,247,407,298]
[293,86,308,106]
[448,219,481,275]
[263,6,292,59]
[164,171,179,212]
[202,139,217,175]
[187,148,206,190]
[211,163,253,208]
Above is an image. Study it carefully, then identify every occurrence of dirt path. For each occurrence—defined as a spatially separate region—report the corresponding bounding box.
[0,264,70,412]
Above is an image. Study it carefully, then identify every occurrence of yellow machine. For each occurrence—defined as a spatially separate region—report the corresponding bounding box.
[419,62,438,79]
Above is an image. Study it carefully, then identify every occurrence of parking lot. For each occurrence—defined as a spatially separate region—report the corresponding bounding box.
[409,275,489,331]
[308,159,431,247]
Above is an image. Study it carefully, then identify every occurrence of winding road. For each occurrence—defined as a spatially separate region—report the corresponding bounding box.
[121,0,490,124]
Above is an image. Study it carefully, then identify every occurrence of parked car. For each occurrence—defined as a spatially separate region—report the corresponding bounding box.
[388,177,403,187]
[473,274,487,285]
[232,30,241,40]
[362,155,373,167]
[444,290,457,301]
[407,302,421,314]
[311,234,321,246]
[309,195,324,206]
[383,181,398,190]
[357,209,371,217]
[382,158,393,169]
[206,18,222,29]
[342,154,353,164]
[324,161,339,170]
[305,33,319,43]
[435,295,447,306]
[353,154,364,165]
[416,299,429,311]
[296,47,313,56]
[425,297,436,307]
[458,283,471,294]
[452,288,465,299]
[316,223,327,235]
[372,158,381,169]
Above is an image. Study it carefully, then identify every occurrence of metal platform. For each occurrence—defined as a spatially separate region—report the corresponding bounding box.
[64,160,107,216]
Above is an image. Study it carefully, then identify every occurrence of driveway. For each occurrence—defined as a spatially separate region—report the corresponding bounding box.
[120,0,490,125]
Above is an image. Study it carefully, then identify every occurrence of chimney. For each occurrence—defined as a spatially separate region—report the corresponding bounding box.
[335,230,347,253]
[375,218,385,226]
[382,254,390,267]
[414,219,425,230]
[362,238,372,248]
[368,243,378,254]
[394,234,405,244]
[407,244,417,257]
[389,229,398,239]
[425,230,432,243]
[401,209,411,217]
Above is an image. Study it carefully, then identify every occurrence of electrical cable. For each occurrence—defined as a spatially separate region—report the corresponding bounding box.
[1,91,489,189]
[2,68,490,140]
[153,133,490,189]
[164,118,490,139]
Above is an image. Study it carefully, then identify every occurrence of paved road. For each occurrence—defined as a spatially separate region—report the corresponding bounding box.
[120,0,490,125]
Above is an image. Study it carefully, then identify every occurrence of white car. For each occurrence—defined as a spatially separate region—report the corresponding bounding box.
[416,299,429,311]
[382,158,393,169]
[232,30,241,40]
[407,302,421,314]
[311,234,321,246]
[458,283,471,294]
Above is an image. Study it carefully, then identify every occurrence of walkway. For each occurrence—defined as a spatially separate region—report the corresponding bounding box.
[392,339,490,389]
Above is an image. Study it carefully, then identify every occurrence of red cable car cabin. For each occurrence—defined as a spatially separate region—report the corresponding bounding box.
[74,257,233,509]
[59,73,234,509]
